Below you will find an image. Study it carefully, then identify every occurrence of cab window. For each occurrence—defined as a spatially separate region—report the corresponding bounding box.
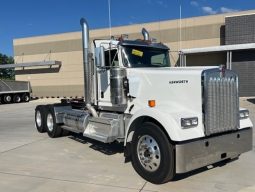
[104,49,119,67]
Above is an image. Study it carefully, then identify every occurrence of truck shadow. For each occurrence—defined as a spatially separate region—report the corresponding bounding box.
[247,98,255,104]
[173,158,238,181]
[67,133,239,181]
[68,133,124,155]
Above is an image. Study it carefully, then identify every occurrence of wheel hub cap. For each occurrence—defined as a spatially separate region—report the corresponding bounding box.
[25,96,29,101]
[47,114,54,132]
[16,97,21,102]
[6,96,11,102]
[36,111,42,127]
[137,135,161,172]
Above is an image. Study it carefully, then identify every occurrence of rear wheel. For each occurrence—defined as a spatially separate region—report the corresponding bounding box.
[131,122,175,184]
[45,105,62,138]
[61,129,70,136]
[22,93,30,102]
[13,94,21,103]
[35,105,47,133]
[3,95,12,104]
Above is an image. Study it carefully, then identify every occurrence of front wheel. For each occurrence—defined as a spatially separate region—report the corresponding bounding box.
[131,122,175,184]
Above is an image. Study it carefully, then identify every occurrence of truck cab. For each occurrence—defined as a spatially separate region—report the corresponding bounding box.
[35,18,253,184]
[94,38,170,110]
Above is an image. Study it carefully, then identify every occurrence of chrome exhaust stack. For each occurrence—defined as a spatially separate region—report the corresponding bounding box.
[80,18,98,117]
[142,28,150,41]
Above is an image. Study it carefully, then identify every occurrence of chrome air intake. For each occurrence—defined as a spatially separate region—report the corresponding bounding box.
[203,68,239,136]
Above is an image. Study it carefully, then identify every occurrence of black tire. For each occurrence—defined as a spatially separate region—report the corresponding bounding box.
[3,94,12,104]
[45,105,62,138]
[61,129,70,136]
[131,122,175,184]
[35,105,47,133]
[22,93,30,102]
[13,94,21,103]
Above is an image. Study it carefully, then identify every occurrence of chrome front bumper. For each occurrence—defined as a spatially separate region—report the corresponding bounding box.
[175,128,253,173]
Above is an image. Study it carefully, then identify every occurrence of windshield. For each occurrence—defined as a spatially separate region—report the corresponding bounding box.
[122,46,170,68]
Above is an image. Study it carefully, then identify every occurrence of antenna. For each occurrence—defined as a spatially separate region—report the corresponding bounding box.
[158,20,162,43]
[179,0,182,51]
[108,0,112,39]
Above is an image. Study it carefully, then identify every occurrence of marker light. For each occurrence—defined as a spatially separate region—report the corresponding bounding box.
[148,100,156,107]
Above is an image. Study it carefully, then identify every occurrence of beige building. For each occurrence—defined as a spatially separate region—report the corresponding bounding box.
[13,9,255,97]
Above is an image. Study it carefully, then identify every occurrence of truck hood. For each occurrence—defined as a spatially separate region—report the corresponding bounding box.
[126,66,216,114]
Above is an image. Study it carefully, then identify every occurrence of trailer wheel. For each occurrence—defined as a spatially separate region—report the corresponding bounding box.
[45,105,62,138]
[13,94,21,103]
[131,122,175,184]
[3,95,12,104]
[22,93,30,102]
[35,105,47,133]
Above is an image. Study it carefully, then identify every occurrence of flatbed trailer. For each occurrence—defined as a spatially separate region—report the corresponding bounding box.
[0,79,31,104]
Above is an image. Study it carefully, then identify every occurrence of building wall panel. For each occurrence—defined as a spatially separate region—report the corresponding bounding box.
[13,10,255,97]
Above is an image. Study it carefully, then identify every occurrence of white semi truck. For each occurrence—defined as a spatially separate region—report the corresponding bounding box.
[35,18,253,184]
[0,79,31,104]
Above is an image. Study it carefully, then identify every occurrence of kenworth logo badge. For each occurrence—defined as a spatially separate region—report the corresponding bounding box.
[169,80,189,84]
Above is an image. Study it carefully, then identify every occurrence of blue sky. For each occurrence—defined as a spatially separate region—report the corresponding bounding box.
[0,0,255,56]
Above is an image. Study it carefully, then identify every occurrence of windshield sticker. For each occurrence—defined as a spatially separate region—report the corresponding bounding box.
[132,49,143,57]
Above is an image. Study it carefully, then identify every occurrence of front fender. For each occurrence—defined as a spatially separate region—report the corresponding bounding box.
[125,106,205,145]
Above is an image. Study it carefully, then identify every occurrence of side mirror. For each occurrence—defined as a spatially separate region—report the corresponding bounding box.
[95,46,105,68]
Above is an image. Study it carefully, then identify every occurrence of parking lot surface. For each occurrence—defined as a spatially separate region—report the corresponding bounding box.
[0,98,255,192]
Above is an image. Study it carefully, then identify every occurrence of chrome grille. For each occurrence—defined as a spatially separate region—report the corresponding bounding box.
[203,69,239,136]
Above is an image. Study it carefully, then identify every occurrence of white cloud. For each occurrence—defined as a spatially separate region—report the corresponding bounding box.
[157,0,163,5]
[202,6,217,15]
[220,7,239,13]
[156,0,168,8]
[147,0,152,5]
[147,0,167,8]
[190,1,199,7]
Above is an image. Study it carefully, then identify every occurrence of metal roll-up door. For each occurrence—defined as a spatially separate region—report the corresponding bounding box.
[232,61,255,97]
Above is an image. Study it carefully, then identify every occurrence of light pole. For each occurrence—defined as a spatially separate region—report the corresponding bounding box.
[108,0,112,39]
[179,0,182,51]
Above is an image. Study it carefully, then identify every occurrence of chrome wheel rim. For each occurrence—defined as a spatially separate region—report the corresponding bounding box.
[6,96,11,102]
[16,96,21,103]
[24,96,29,102]
[137,135,161,172]
[47,113,54,132]
[36,111,42,127]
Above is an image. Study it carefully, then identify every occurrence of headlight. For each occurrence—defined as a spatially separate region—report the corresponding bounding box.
[181,117,198,128]
[239,110,249,119]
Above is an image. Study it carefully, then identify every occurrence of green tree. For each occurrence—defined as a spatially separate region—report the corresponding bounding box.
[0,53,15,80]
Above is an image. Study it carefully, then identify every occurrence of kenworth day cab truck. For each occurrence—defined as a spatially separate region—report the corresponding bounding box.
[0,79,31,104]
[35,18,253,184]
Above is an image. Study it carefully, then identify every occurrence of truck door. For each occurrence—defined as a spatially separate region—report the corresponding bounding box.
[97,49,119,107]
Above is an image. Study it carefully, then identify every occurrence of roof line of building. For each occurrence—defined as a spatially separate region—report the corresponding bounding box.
[181,43,255,54]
